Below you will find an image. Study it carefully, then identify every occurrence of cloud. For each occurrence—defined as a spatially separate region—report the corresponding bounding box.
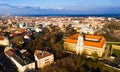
[0,3,66,15]
[111,0,120,1]
[42,7,64,10]
[112,0,115,1]
[0,2,8,5]
[0,2,16,9]
[54,7,64,10]
[0,2,64,11]
[0,2,120,15]
[0,2,40,9]
[18,6,41,9]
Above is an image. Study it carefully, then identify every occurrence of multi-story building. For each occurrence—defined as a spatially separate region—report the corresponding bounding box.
[111,45,120,58]
[80,24,99,34]
[19,23,27,28]
[4,47,35,72]
[34,50,54,68]
[64,32,106,57]
[0,36,9,46]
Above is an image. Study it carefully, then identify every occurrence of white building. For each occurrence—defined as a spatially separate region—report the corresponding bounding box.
[76,32,84,54]
[80,24,98,34]
[35,27,42,33]
[19,23,27,28]
[34,50,54,68]
[0,36,9,46]
[24,35,30,40]
[72,20,80,24]
[4,47,35,72]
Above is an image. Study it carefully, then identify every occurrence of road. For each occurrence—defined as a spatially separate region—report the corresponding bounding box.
[103,44,111,58]
[99,58,120,68]
[106,42,120,44]
[0,46,18,72]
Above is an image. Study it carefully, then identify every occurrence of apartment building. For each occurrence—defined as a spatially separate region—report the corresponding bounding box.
[34,50,54,68]
[4,47,35,72]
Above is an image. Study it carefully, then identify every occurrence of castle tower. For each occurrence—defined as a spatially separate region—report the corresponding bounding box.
[76,31,84,54]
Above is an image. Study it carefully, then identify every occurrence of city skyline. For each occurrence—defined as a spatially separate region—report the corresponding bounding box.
[0,0,120,15]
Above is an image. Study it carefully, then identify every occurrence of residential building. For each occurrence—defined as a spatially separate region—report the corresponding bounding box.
[80,24,99,34]
[0,36,9,46]
[111,45,120,58]
[64,32,106,57]
[34,50,54,68]
[19,23,27,28]
[4,47,35,72]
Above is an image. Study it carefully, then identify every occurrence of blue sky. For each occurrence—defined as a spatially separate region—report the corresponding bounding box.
[0,0,120,15]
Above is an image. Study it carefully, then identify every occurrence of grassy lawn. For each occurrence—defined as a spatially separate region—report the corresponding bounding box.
[111,49,120,58]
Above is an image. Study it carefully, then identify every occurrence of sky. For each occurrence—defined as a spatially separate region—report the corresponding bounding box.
[0,0,120,15]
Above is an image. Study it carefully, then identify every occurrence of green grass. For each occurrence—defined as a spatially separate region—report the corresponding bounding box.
[112,49,120,58]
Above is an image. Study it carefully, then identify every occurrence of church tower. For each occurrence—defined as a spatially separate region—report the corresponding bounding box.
[76,31,84,54]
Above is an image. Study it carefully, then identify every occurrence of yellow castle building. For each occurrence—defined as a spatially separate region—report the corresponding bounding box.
[64,32,106,57]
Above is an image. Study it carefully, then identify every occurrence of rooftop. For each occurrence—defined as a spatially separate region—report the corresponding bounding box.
[0,36,4,40]
[6,48,34,66]
[34,50,53,59]
[64,34,106,48]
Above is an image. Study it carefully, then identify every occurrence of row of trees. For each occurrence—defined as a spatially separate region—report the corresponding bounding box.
[101,22,120,42]
[11,24,120,72]
[37,54,119,72]
[108,21,120,30]
[12,24,77,59]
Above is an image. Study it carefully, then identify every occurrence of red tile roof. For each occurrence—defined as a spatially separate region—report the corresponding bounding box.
[64,34,106,48]
[65,38,77,44]
[34,50,52,59]
[0,36,4,40]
